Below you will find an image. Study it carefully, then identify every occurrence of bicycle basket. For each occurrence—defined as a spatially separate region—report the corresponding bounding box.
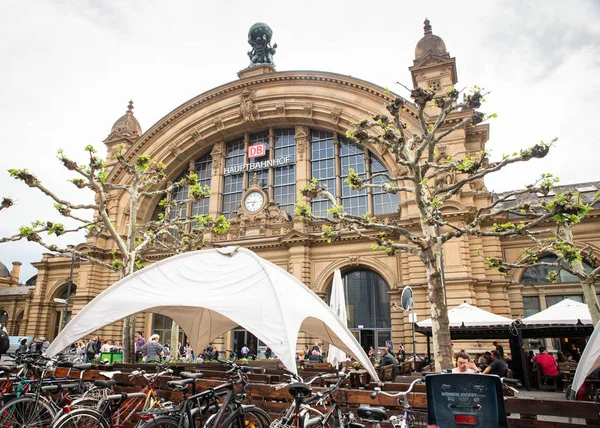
[391,409,428,428]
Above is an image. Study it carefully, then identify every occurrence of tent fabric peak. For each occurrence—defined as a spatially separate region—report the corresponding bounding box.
[46,247,379,381]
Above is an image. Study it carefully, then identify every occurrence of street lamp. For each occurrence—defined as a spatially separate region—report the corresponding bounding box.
[432,209,448,308]
[61,253,78,330]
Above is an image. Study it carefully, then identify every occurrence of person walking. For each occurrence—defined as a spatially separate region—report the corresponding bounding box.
[85,336,98,362]
[139,334,164,363]
[241,344,250,358]
[493,341,505,360]
[135,331,146,362]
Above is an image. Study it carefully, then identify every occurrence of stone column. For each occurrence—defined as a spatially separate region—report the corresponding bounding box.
[209,141,225,217]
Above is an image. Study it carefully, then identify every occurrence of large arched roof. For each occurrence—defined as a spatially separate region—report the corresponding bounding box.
[107,70,421,185]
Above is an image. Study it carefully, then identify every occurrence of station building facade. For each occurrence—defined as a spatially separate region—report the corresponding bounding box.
[1,21,599,356]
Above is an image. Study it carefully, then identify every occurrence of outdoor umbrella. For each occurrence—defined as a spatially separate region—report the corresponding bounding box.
[569,320,600,398]
[327,269,348,368]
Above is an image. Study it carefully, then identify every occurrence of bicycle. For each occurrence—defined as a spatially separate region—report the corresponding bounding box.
[51,391,148,428]
[137,359,271,428]
[269,369,351,428]
[54,364,175,427]
[366,377,426,428]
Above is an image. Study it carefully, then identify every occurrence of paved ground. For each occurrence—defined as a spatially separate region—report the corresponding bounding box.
[508,388,586,424]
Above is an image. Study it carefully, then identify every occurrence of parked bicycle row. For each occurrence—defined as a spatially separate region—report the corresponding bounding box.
[0,352,520,427]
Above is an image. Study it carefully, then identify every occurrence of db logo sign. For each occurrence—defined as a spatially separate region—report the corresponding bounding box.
[248,143,266,158]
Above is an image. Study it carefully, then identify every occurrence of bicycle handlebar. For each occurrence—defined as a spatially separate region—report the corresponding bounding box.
[370,377,425,399]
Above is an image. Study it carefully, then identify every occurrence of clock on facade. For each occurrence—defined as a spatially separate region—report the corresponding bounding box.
[243,190,265,212]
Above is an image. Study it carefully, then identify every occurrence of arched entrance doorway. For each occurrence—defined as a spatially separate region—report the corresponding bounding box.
[51,283,77,339]
[328,269,391,353]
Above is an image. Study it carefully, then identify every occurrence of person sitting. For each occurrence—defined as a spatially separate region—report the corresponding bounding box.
[482,350,507,377]
[532,347,562,388]
[453,352,481,373]
[308,350,323,362]
[379,347,399,377]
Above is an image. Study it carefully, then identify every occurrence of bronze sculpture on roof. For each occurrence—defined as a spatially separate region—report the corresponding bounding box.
[247,22,277,67]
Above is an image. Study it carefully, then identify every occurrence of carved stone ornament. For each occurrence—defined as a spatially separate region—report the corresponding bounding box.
[169,143,185,161]
[469,178,485,191]
[294,125,309,161]
[239,89,259,122]
[304,102,314,118]
[213,116,225,130]
[349,255,360,266]
[394,165,409,178]
[276,101,286,116]
[189,126,203,142]
[210,142,224,176]
[331,107,342,124]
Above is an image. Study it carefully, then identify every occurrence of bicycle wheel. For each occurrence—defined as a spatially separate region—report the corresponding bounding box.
[0,395,55,427]
[136,415,180,428]
[222,407,272,428]
[52,408,110,428]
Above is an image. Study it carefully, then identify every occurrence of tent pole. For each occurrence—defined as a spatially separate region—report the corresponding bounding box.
[427,335,431,363]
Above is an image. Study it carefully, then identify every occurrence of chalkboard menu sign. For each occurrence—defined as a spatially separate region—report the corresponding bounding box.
[425,373,508,427]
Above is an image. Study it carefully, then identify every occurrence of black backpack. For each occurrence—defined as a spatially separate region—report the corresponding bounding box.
[0,328,9,354]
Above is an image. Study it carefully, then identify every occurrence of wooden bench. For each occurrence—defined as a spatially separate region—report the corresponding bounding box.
[533,361,560,392]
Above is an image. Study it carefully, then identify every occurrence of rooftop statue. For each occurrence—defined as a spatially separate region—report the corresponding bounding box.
[247,22,277,67]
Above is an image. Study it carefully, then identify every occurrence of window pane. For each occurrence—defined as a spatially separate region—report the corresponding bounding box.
[521,255,594,285]
[273,129,296,217]
[310,131,337,217]
[191,153,212,223]
[334,270,391,329]
[545,295,583,308]
[371,157,399,215]
[523,296,540,318]
[222,139,245,218]
[340,139,367,216]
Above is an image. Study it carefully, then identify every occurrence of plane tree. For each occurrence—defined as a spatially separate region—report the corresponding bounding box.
[1,145,229,362]
[296,86,558,370]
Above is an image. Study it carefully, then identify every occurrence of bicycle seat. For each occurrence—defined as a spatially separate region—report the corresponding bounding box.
[166,378,195,390]
[357,405,387,421]
[0,365,14,374]
[94,379,117,388]
[73,363,92,371]
[288,382,312,399]
[180,371,204,379]
[57,361,74,368]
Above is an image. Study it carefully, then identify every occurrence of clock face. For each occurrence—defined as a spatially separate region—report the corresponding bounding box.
[244,191,264,212]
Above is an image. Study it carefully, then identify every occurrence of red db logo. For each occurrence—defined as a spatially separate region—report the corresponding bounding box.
[248,144,266,158]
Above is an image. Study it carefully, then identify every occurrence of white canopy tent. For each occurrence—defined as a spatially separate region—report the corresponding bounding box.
[327,269,347,368]
[417,302,513,328]
[570,321,600,398]
[46,247,379,381]
[522,299,592,326]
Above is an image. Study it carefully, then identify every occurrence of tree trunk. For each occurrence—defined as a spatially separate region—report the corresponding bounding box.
[422,247,453,371]
[123,315,136,364]
[171,320,180,358]
[581,276,600,326]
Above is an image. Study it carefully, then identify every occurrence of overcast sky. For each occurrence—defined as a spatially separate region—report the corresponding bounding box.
[1,0,599,280]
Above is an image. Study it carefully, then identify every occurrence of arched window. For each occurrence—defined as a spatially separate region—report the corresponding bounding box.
[166,152,213,230]
[328,269,391,352]
[311,131,399,217]
[520,255,594,284]
[221,129,297,218]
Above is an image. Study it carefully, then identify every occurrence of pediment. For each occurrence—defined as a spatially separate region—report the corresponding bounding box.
[280,229,314,244]
[411,54,455,70]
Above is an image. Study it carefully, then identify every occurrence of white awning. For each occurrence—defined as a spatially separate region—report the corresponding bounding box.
[417,302,512,328]
[522,299,592,326]
[46,247,379,381]
[570,321,600,397]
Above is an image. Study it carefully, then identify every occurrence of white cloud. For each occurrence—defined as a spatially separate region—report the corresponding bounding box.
[1,0,599,279]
